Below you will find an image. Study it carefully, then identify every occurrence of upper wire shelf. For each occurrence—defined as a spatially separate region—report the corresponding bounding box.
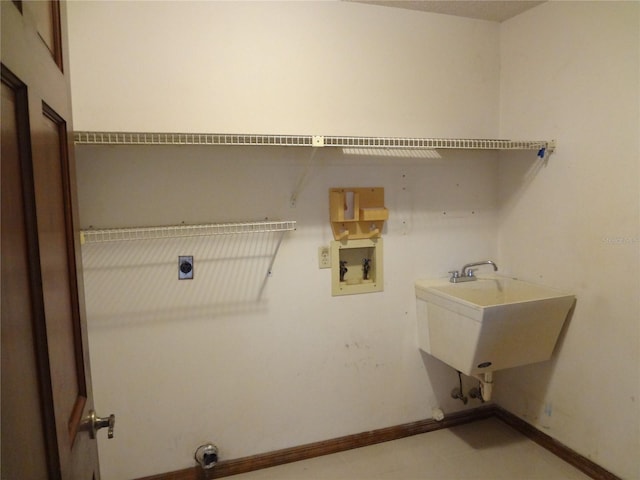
[73,131,554,155]
[74,131,313,147]
[321,136,551,151]
[81,220,297,244]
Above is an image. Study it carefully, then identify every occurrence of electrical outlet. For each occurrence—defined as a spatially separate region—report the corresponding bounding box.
[179,255,194,279]
[318,246,331,269]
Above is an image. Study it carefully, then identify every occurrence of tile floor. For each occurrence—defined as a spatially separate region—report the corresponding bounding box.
[228,418,591,480]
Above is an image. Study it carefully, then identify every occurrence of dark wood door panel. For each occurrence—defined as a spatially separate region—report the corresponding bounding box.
[34,103,88,451]
[1,71,53,480]
[27,0,63,67]
[2,0,100,478]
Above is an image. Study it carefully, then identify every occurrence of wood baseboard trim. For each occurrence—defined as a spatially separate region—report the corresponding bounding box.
[136,406,494,480]
[493,406,621,480]
[137,404,620,480]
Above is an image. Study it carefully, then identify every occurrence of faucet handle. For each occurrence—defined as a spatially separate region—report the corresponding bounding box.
[466,268,477,277]
[448,270,460,279]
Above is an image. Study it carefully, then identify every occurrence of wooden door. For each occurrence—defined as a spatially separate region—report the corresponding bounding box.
[2,1,103,479]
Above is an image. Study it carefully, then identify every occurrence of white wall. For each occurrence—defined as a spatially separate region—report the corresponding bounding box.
[67,0,499,137]
[68,3,504,479]
[496,2,640,479]
[78,147,499,480]
[68,1,640,479]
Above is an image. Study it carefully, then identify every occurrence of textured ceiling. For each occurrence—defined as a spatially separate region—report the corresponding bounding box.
[350,1,546,22]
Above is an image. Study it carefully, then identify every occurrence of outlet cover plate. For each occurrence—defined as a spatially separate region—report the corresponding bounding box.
[179,255,194,280]
[318,246,331,269]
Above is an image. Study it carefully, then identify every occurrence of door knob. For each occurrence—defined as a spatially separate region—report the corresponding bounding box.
[83,410,115,439]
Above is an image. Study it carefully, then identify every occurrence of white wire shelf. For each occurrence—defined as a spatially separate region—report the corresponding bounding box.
[73,131,554,154]
[74,132,313,147]
[80,220,297,244]
[322,136,551,151]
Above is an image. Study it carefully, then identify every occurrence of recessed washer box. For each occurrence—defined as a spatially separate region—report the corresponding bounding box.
[331,238,383,296]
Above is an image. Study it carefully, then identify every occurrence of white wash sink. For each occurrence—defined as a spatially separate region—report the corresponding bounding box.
[415,276,575,376]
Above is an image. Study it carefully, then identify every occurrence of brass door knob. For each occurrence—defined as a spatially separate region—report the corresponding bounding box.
[83,410,115,439]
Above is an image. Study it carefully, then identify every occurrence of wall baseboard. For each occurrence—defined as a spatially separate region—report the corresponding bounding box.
[136,405,620,480]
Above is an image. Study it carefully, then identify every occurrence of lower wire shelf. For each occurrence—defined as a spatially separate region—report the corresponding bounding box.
[80,220,296,301]
[80,220,296,244]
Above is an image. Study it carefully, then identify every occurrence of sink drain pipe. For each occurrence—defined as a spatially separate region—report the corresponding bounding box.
[195,443,219,472]
[473,372,493,402]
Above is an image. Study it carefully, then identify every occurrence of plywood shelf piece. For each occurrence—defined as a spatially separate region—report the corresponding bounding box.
[329,187,387,240]
[359,207,389,221]
[366,228,380,238]
[335,230,350,241]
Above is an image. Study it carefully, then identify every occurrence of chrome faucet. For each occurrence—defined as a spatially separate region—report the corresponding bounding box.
[449,260,498,283]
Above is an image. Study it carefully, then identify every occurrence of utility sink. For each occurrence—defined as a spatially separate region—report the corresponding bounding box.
[416,276,575,376]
